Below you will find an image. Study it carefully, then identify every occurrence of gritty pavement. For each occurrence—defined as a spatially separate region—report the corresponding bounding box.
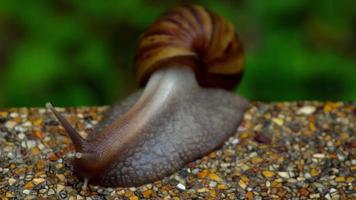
[0,102,355,199]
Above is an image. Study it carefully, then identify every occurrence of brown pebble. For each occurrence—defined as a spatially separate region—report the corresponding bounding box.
[36,160,46,170]
[23,182,34,189]
[254,132,272,144]
[142,189,153,198]
[197,170,208,178]
[299,188,309,197]
[31,147,41,155]
[246,191,253,200]
[48,153,59,161]
[32,130,43,139]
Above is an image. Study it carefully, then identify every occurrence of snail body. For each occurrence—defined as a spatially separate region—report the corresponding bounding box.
[47,5,248,187]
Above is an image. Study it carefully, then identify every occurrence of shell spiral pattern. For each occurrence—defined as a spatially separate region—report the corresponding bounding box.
[135,5,244,89]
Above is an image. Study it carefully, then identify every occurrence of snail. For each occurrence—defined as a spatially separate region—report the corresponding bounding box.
[46,5,248,187]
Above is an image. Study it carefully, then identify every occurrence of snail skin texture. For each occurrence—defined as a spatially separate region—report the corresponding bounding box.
[47,5,249,187]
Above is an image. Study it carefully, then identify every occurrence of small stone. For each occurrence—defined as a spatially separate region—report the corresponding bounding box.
[142,189,153,198]
[209,181,217,188]
[23,189,31,195]
[251,157,263,164]
[48,153,59,161]
[239,179,247,189]
[8,178,16,185]
[48,189,55,195]
[18,133,26,140]
[209,190,216,198]
[297,106,316,115]
[277,172,289,178]
[254,132,272,144]
[176,183,186,190]
[310,193,320,198]
[239,132,251,139]
[24,182,34,189]
[265,180,271,187]
[197,188,209,193]
[346,177,355,183]
[129,196,139,200]
[36,160,46,170]
[218,184,227,190]
[313,153,326,158]
[26,140,36,148]
[246,191,254,200]
[340,132,349,140]
[262,170,275,178]
[5,121,16,129]
[32,130,43,139]
[335,176,345,182]
[299,188,309,197]
[272,118,283,126]
[31,147,41,155]
[56,174,65,182]
[6,191,15,198]
[33,178,45,185]
[197,170,208,178]
[56,184,65,192]
[208,173,222,182]
[310,168,319,176]
[304,173,312,179]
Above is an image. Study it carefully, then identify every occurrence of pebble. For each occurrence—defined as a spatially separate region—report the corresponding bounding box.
[297,106,316,115]
[33,178,45,185]
[272,118,284,126]
[238,179,247,189]
[277,172,289,178]
[313,153,326,158]
[176,183,186,190]
[208,173,222,182]
[262,170,275,178]
[5,121,16,129]
[48,189,55,195]
[8,178,16,185]
[23,189,31,195]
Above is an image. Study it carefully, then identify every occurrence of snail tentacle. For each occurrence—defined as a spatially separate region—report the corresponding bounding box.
[46,102,87,151]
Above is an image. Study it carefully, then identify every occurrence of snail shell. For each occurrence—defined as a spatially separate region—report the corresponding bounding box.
[135,5,244,89]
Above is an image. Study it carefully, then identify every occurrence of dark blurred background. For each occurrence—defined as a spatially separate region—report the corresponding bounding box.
[0,0,355,107]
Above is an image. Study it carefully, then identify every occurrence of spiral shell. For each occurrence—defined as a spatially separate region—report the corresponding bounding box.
[135,5,244,89]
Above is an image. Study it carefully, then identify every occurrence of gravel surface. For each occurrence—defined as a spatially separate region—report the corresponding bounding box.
[0,102,355,199]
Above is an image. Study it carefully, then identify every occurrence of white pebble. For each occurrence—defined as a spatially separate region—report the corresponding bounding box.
[266,181,271,187]
[26,140,36,149]
[23,189,30,194]
[297,106,316,115]
[278,172,289,178]
[8,178,16,185]
[18,133,26,140]
[313,153,326,158]
[177,183,186,190]
[5,121,16,129]
[231,138,239,145]
[9,112,19,118]
[304,173,312,179]
[209,181,217,188]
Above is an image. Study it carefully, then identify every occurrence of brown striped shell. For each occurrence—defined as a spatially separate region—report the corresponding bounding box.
[135,5,244,89]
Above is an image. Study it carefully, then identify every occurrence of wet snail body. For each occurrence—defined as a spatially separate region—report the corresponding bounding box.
[47,5,248,187]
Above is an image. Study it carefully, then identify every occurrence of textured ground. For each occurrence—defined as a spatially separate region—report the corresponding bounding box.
[0,102,355,199]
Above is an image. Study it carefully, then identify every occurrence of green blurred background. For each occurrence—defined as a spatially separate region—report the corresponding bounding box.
[0,0,355,107]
